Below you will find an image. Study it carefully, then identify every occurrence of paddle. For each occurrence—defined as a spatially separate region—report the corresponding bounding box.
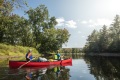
[18,58,35,69]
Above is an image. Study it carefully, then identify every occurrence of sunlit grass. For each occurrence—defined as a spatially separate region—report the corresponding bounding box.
[0,43,39,57]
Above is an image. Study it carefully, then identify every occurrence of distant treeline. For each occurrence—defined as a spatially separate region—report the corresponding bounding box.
[83,15,120,53]
[60,48,83,53]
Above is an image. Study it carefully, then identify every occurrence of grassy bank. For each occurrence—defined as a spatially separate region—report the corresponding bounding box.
[0,43,40,57]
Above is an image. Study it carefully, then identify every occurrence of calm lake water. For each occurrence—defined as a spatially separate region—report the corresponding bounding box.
[0,56,120,80]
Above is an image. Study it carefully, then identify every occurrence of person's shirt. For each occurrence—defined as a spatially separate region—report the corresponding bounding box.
[57,53,61,60]
[26,52,33,60]
[54,54,58,60]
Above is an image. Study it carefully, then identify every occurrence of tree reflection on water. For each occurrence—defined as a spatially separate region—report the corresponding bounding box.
[84,56,120,80]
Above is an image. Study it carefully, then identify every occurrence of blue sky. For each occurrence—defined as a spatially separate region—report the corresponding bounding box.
[14,0,120,48]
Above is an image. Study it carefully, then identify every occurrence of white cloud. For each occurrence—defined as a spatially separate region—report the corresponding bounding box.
[81,18,112,28]
[65,20,77,28]
[56,17,65,26]
[56,17,77,28]
[56,17,64,23]
[81,21,87,24]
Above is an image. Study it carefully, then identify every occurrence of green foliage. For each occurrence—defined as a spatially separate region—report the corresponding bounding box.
[0,14,33,46]
[26,5,70,53]
[26,5,54,48]
[0,0,13,16]
[39,28,70,53]
[0,0,27,17]
[0,3,70,55]
[83,15,120,53]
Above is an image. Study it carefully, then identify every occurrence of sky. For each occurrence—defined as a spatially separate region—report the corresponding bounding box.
[13,0,120,48]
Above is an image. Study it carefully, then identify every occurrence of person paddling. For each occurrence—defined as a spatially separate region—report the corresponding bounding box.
[26,49,33,61]
[55,50,61,61]
[18,49,33,69]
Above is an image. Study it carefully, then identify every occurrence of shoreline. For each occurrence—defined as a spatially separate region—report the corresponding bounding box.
[85,53,120,57]
[0,56,22,59]
[0,53,120,59]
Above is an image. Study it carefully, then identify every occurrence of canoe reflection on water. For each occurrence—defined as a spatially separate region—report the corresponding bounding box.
[25,67,48,80]
[3,62,72,80]
[24,62,72,80]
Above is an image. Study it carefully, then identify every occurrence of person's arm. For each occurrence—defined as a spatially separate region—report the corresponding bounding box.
[27,53,31,59]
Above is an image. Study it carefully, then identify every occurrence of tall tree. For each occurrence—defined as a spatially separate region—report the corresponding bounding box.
[27,5,70,53]
[17,17,33,46]
[98,25,109,52]
[86,29,99,52]
[27,5,49,48]
[109,15,120,52]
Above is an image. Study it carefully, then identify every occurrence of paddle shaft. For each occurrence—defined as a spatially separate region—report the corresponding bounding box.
[18,58,34,69]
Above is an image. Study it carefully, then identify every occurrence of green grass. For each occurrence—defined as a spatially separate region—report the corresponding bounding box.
[0,43,39,57]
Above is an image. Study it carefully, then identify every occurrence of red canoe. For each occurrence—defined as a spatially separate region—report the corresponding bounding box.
[9,58,72,68]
